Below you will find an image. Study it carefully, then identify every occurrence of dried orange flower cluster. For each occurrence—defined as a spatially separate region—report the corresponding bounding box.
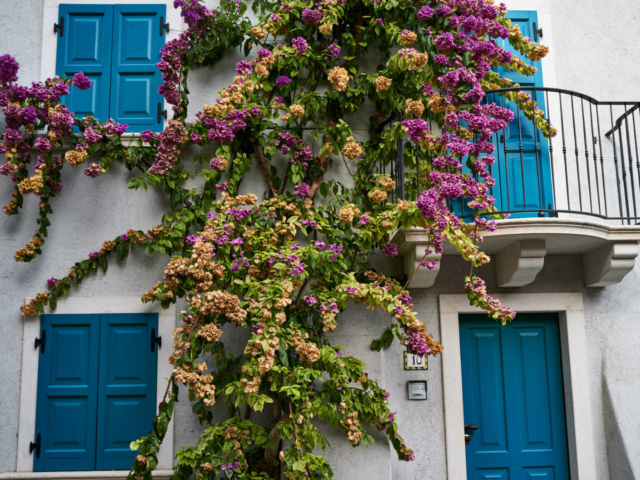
[327,66,349,92]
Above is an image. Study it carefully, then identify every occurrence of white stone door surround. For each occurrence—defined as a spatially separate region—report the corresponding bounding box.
[439,293,597,480]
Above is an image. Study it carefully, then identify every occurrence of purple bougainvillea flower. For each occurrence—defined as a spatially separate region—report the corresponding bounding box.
[73,72,92,90]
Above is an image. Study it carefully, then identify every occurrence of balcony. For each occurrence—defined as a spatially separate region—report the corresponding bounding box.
[387,87,640,288]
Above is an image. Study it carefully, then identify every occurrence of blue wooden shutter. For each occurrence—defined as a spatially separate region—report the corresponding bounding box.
[34,314,101,471]
[96,313,158,470]
[490,11,554,216]
[110,5,166,133]
[55,5,114,123]
[451,11,553,219]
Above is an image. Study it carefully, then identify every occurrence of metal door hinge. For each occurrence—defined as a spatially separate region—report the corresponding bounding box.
[151,328,162,352]
[30,433,41,458]
[159,16,169,36]
[533,22,543,41]
[157,103,167,124]
[35,329,46,353]
[54,16,64,37]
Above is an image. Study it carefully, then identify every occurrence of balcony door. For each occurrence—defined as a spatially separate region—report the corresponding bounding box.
[453,11,554,219]
[490,11,554,217]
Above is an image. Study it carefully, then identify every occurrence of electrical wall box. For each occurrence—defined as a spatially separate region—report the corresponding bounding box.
[407,380,427,400]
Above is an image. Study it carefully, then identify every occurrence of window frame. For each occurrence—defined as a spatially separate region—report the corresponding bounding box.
[40,0,182,136]
[16,297,175,474]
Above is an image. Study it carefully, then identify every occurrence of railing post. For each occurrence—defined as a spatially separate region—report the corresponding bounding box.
[396,112,405,201]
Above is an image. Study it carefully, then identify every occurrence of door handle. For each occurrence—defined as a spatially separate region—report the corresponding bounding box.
[499,134,505,143]
[464,425,478,431]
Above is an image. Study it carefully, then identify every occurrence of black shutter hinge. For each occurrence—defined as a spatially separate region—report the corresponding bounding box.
[54,16,64,37]
[151,328,162,352]
[159,16,169,36]
[30,433,41,458]
[35,329,46,354]
[533,21,543,41]
[157,103,167,124]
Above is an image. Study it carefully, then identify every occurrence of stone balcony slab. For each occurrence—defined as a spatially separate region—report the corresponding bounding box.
[391,218,640,289]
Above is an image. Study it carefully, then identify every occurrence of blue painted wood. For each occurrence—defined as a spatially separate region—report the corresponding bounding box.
[490,11,554,217]
[56,5,113,124]
[34,314,101,471]
[110,5,166,133]
[460,314,570,480]
[95,314,158,470]
[452,11,553,219]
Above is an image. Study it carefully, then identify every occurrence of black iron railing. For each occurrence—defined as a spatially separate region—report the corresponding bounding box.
[379,87,640,225]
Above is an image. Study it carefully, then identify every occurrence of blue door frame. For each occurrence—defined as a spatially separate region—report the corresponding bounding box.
[459,314,570,480]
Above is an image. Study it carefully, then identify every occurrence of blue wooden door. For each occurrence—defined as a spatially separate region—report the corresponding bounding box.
[96,313,158,470]
[490,11,554,217]
[34,314,101,471]
[56,5,113,124]
[110,5,166,132]
[459,314,570,480]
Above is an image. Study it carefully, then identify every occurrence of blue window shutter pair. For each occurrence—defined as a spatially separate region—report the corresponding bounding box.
[34,313,158,472]
[56,5,166,132]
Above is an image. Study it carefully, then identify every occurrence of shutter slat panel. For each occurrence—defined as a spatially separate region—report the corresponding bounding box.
[34,314,101,472]
[55,5,113,123]
[110,5,166,132]
[96,313,158,470]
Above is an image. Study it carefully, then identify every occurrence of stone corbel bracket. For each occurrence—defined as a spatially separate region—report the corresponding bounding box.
[583,242,639,287]
[495,239,547,287]
[391,229,442,288]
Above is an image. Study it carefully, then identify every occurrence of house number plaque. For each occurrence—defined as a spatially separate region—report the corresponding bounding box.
[404,352,428,370]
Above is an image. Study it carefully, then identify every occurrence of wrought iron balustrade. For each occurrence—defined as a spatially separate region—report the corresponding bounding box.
[378,87,640,225]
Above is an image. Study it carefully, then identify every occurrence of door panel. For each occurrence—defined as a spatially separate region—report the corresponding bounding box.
[478,469,510,480]
[56,5,113,123]
[96,313,158,470]
[452,11,553,219]
[34,314,101,471]
[110,5,165,132]
[490,11,554,217]
[460,314,569,480]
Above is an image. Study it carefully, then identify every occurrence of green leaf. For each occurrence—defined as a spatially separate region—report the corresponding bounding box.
[49,295,57,310]
[279,344,289,367]
[292,460,307,472]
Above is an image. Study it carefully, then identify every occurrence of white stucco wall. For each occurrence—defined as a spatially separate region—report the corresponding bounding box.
[1,0,640,479]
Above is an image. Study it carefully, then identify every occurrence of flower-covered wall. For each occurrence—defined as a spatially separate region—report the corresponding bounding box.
[1,0,640,479]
